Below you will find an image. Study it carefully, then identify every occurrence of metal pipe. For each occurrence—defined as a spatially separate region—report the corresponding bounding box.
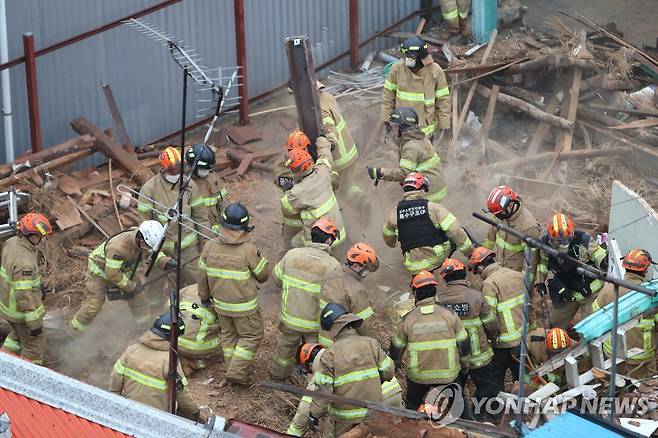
[349,0,360,70]
[608,284,620,421]
[515,245,532,434]
[0,0,182,72]
[0,0,13,162]
[234,0,249,125]
[22,33,41,153]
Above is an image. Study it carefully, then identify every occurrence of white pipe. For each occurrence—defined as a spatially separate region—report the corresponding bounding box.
[0,0,14,163]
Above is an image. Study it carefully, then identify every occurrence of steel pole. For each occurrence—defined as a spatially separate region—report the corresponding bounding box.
[234,0,249,125]
[349,0,360,70]
[515,245,532,433]
[0,0,14,162]
[22,33,42,153]
[608,284,620,420]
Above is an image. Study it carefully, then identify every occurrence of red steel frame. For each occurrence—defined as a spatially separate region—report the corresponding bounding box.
[22,33,41,153]
[349,0,360,70]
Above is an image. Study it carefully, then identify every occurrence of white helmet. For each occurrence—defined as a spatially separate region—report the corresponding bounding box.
[138,220,164,249]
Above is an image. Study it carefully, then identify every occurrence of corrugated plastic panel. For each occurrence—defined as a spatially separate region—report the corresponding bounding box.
[527,411,630,438]
[0,0,419,164]
[0,387,128,438]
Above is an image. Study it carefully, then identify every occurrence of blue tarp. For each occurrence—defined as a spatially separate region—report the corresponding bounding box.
[526,411,638,437]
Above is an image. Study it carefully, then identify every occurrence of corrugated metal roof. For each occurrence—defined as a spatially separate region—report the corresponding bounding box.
[526,411,637,438]
[0,387,128,438]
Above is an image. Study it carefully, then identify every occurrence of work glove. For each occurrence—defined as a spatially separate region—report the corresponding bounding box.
[164,259,177,271]
[307,415,319,431]
[534,283,547,297]
[367,166,383,185]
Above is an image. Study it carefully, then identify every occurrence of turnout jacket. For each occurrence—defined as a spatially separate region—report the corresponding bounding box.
[191,172,228,233]
[178,284,221,359]
[87,229,143,294]
[319,89,358,172]
[480,263,525,348]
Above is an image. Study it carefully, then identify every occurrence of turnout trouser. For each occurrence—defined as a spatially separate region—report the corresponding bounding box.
[67,275,150,337]
[549,292,597,329]
[1,320,46,364]
[271,323,318,380]
[218,312,264,384]
[469,362,499,421]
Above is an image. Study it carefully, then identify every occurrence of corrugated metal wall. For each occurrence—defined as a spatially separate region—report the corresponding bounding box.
[0,0,419,164]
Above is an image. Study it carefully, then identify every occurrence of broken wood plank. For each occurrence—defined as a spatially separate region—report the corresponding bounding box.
[475,85,573,130]
[543,68,582,182]
[577,107,658,146]
[101,82,134,152]
[108,159,124,231]
[71,117,153,185]
[0,135,95,179]
[226,149,272,172]
[67,195,110,239]
[525,90,560,157]
[0,149,95,190]
[586,103,658,118]
[487,147,630,172]
[479,84,500,159]
[609,118,658,130]
[58,175,82,196]
[452,30,497,156]
[506,54,600,73]
[415,17,426,35]
[227,125,262,145]
[236,153,254,176]
[499,175,583,198]
[52,200,83,231]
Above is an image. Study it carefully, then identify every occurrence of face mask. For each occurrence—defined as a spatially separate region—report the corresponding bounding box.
[27,234,43,247]
[196,168,210,178]
[404,57,416,68]
[164,173,180,184]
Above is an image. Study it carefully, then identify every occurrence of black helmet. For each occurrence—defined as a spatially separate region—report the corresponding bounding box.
[389,107,419,131]
[400,36,428,59]
[185,143,215,170]
[320,303,349,331]
[221,202,253,232]
[151,312,185,340]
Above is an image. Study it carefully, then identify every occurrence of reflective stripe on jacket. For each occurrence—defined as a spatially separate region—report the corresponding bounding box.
[87,229,142,293]
[0,236,44,329]
[320,90,358,171]
[193,172,228,232]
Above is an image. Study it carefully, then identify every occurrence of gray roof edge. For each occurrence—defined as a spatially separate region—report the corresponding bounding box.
[0,352,230,438]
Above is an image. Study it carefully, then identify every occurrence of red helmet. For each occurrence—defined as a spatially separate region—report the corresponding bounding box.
[285,129,311,152]
[487,186,518,216]
[623,248,653,273]
[402,172,429,192]
[347,243,379,272]
[546,328,571,351]
[287,149,314,173]
[411,270,439,289]
[18,213,53,237]
[438,258,466,279]
[468,246,496,266]
[547,213,575,240]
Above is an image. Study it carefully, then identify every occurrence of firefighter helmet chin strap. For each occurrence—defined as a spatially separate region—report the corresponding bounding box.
[496,199,521,220]
[347,261,369,278]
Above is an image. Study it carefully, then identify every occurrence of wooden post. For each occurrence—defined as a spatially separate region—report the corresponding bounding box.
[525,89,560,157]
[23,33,42,153]
[101,82,134,153]
[479,84,499,160]
[284,36,323,157]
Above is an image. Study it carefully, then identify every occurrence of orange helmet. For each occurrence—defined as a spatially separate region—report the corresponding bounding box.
[159,146,182,171]
[18,213,52,237]
[623,248,653,273]
[297,342,324,372]
[547,213,575,241]
[411,270,439,289]
[347,242,379,272]
[487,186,518,215]
[311,217,339,240]
[546,327,571,351]
[402,172,429,191]
[287,148,314,173]
[438,258,466,279]
[469,246,496,266]
[285,129,311,152]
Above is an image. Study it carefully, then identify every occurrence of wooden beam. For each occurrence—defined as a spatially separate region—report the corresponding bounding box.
[0,149,95,190]
[71,117,153,185]
[479,84,500,160]
[542,68,582,182]
[487,147,630,172]
[577,106,658,146]
[475,85,573,130]
[525,90,560,157]
[101,82,134,152]
[451,30,497,156]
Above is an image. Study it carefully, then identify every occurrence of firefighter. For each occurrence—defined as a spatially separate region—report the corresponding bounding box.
[197,202,269,387]
[280,135,347,249]
[319,243,378,346]
[287,342,403,436]
[0,213,52,365]
[308,304,395,437]
[109,312,200,420]
[389,270,470,411]
[382,172,472,274]
[381,36,450,138]
[177,284,222,375]
[66,220,164,337]
[184,143,229,232]
[435,261,499,415]
[469,246,525,416]
[535,213,608,329]
[438,0,471,38]
[271,217,341,381]
[368,107,447,202]
[592,249,657,377]
[137,146,211,312]
[482,186,541,278]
